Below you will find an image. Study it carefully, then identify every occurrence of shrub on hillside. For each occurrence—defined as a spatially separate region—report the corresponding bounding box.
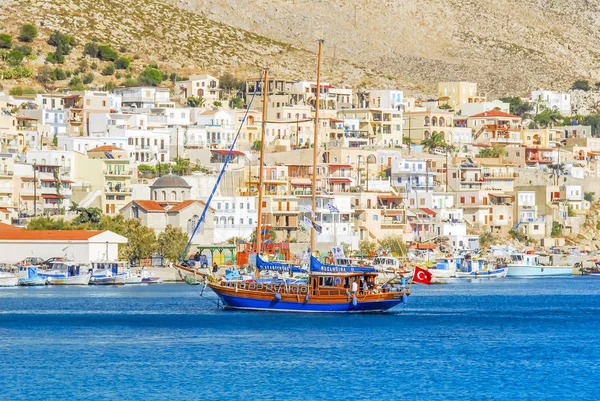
[101,63,115,76]
[572,80,591,91]
[14,44,32,56]
[83,42,99,58]
[6,49,24,67]
[138,67,162,86]
[97,45,118,61]
[9,87,37,96]
[115,56,130,69]
[82,72,94,84]
[19,24,38,42]
[0,33,13,49]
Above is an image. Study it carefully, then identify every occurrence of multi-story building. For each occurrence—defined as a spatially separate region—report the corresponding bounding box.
[113,87,171,109]
[354,193,412,244]
[470,110,523,147]
[106,128,171,164]
[79,146,133,215]
[0,153,15,207]
[177,74,220,107]
[438,82,486,109]
[532,90,571,116]
[337,108,403,146]
[208,196,257,244]
[402,110,454,144]
[391,157,437,192]
[63,91,112,136]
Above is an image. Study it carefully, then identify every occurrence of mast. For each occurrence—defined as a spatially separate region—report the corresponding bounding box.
[310,40,324,255]
[256,69,268,255]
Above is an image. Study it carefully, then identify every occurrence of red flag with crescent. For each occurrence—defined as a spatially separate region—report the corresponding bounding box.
[413,266,432,285]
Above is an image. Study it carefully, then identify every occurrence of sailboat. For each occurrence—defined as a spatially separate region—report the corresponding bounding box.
[175,41,410,312]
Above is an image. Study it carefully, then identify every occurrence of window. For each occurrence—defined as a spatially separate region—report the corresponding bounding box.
[470,197,475,203]
[460,197,465,203]
[373,215,378,221]
[534,225,539,230]
[499,215,504,220]
[249,218,253,225]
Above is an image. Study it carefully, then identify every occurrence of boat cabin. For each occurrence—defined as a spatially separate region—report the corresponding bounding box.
[91,261,128,276]
[333,257,370,267]
[308,272,380,296]
[373,257,400,270]
[47,262,88,277]
[509,253,538,266]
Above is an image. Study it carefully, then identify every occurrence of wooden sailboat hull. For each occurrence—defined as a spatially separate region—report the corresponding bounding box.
[207,283,406,313]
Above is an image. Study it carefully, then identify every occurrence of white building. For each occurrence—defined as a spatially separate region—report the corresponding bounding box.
[59,136,129,154]
[532,90,571,116]
[391,158,436,192]
[176,74,220,107]
[206,196,257,244]
[113,87,171,108]
[0,223,127,264]
[368,90,404,110]
[106,128,171,164]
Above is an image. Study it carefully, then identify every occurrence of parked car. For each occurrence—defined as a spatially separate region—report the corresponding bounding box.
[41,257,64,267]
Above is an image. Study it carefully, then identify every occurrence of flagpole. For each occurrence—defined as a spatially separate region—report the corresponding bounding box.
[333,211,337,247]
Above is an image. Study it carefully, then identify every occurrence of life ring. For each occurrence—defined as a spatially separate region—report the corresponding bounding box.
[324,257,332,264]
[291,286,298,293]
[334,277,342,286]
[300,287,307,294]
[201,263,208,269]
[266,284,272,291]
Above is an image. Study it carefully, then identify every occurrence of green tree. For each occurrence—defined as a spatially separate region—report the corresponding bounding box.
[138,67,162,86]
[478,231,496,248]
[53,67,67,80]
[584,192,595,202]
[52,134,58,147]
[82,72,94,84]
[115,56,130,69]
[70,203,102,225]
[97,45,118,61]
[47,31,74,56]
[358,239,378,256]
[551,221,562,237]
[476,144,505,158]
[36,66,55,85]
[378,235,407,257]
[0,33,13,49]
[172,157,191,175]
[213,100,222,107]
[252,140,262,151]
[101,63,115,76]
[229,97,243,109]
[572,80,591,91]
[187,95,205,107]
[157,224,188,260]
[9,87,37,96]
[27,217,73,230]
[420,131,446,152]
[46,51,64,64]
[68,76,86,90]
[499,96,534,117]
[121,219,157,262]
[534,106,564,128]
[19,24,38,42]
[219,72,244,92]
[567,204,575,217]
[6,49,24,67]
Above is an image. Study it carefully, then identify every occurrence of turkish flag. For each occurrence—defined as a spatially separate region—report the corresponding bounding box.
[413,266,432,285]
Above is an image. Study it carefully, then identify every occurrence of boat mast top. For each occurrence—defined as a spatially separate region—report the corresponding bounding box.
[310,40,324,255]
[256,69,268,255]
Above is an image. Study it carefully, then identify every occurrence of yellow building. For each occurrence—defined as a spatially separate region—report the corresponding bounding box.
[75,146,132,215]
[438,82,486,109]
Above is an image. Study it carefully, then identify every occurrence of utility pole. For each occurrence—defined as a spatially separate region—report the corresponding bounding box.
[445,147,449,193]
[426,159,429,193]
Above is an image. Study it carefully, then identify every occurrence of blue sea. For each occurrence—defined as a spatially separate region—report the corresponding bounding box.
[1,278,599,401]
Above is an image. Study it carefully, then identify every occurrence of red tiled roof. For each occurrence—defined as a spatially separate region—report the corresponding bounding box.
[41,194,59,199]
[469,110,520,119]
[0,223,105,241]
[41,178,57,182]
[168,200,197,212]
[133,200,165,212]
[328,178,352,183]
[88,145,125,152]
[0,208,11,213]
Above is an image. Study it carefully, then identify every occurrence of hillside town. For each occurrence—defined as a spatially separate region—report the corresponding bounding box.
[2,73,600,266]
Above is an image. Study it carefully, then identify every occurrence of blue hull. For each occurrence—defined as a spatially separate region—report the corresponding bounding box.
[216,293,403,313]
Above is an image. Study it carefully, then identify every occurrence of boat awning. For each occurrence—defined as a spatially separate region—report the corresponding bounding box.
[41,178,58,183]
[328,178,351,183]
[211,149,245,156]
[41,194,59,199]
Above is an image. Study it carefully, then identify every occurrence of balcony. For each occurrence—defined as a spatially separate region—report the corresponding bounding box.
[104,170,131,177]
[105,187,132,194]
[0,169,14,176]
[483,172,519,179]
[490,137,522,144]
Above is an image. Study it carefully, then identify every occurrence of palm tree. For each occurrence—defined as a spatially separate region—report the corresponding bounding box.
[421,131,446,153]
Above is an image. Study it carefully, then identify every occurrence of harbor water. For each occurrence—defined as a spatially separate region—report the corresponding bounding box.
[1,278,599,400]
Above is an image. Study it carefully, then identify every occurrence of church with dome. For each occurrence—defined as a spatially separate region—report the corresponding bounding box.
[119,174,214,247]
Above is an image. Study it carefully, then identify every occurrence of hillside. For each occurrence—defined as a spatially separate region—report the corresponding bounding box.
[0,0,391,92]
[172,0,600,96]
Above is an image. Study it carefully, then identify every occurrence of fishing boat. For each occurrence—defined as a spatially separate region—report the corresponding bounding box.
[426,256,459,283]
[18,265,46,286]
[141,269,163,284]
[372,255,413,282]
[40,262,91,285]
[454,256,507,279]
[505,252,572,277]
[0,268,18,287]
[206,256,408,312]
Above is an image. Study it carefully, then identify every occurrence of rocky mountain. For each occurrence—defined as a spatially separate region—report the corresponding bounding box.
[2,0,600,96]
[171,0,600,96]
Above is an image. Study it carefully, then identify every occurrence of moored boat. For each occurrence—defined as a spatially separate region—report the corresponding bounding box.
[18,265,46,286]
[505,253,572,277]
[205,256,409,313]
[41,262,91,285]
[0,270,19,287]
[454,256,507,279]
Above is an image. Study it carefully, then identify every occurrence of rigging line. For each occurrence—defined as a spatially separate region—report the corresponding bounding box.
[179,73,264,262]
